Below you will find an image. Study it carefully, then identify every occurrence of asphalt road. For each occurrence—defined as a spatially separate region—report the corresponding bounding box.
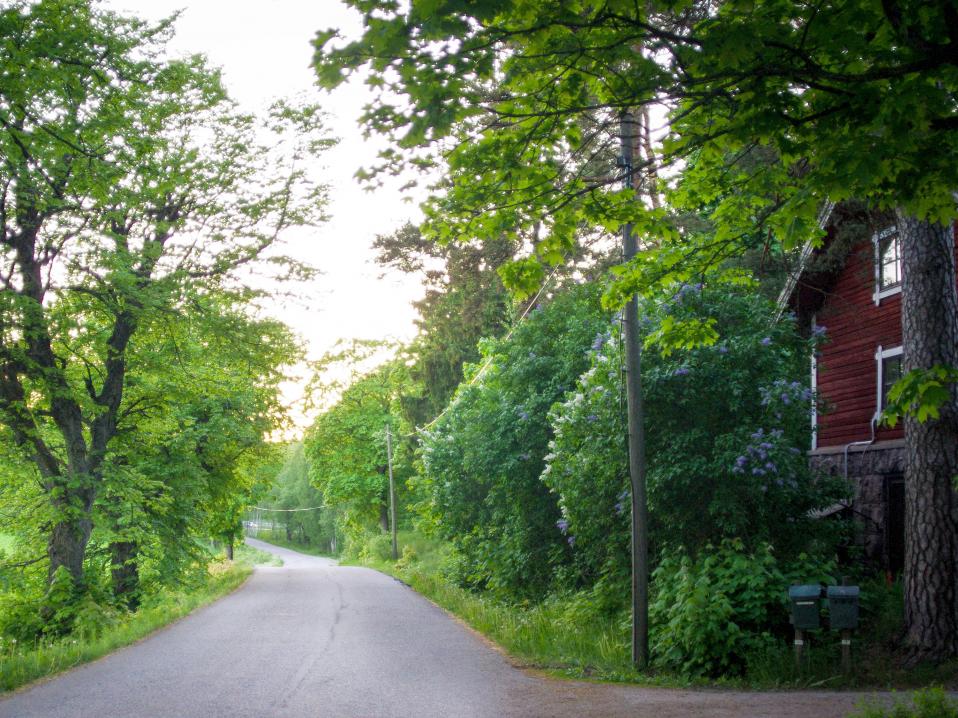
[0,539,893,717]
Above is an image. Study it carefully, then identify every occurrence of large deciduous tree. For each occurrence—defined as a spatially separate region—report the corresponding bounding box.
[0,0,330,592]
[316,0,958,662]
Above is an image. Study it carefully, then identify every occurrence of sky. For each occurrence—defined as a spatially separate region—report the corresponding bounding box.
[103,0,426,431]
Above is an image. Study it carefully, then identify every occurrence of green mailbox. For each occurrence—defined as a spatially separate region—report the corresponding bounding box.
[827,585,860,630]
[788,584,822,630]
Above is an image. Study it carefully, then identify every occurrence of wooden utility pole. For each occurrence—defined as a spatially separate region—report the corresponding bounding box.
[620,110,649,668]
[385,425,399,560]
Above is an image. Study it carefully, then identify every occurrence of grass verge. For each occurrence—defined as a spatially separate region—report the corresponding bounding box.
[0,550,265,693]
[347,532,958,691]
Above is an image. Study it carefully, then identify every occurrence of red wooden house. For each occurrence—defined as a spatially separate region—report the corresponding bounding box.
[783,204,958,573]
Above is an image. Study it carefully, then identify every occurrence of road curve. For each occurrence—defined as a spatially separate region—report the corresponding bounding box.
[0,539,892,718]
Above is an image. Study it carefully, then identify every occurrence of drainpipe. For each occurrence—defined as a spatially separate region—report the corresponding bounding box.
[843,412,878,485]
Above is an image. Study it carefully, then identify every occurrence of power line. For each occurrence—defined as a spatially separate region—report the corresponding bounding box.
[250,505,324,512]
[413,261,566,435]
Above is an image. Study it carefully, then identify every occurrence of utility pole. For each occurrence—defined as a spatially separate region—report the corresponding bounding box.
[385,425,398,560]
[619,110,649,668]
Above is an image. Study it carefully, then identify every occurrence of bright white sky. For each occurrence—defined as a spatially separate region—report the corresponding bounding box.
[103,0,425,431]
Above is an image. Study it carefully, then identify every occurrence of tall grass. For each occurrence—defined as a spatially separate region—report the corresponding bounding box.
[351,532,958,689]
[0,550,265,693]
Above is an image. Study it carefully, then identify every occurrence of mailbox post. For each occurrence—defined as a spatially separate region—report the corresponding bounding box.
[827,585,860,672]
[788,584,822,668]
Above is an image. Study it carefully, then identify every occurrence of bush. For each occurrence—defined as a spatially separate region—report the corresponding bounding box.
[419,283,609,600]
[650,540,787,677]
[543,285,847,587]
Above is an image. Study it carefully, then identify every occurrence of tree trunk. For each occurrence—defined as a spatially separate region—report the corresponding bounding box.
[110,541,140,610]
[47,487,95,586]
[225,538,234,561]
[898,212,958,663]
[379,501,390,533]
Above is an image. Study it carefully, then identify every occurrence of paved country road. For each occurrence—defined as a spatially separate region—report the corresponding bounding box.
[0,539,894,718]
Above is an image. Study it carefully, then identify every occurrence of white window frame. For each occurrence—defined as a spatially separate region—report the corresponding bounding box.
[875,344,903,419]
[873,225,902,305]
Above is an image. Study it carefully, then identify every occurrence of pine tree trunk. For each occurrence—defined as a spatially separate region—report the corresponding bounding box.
[898,211,958,663]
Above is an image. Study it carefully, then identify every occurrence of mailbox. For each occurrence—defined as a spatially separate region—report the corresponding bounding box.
[827,585,860,630]
[788,584,822,630]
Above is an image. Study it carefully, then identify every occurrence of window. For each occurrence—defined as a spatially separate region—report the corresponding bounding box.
[876,345,903,415]
[874,226,902,304]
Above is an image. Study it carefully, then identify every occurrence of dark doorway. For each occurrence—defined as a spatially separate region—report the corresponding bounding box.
[884,474,905,575]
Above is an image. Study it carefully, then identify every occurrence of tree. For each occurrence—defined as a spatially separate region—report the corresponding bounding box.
[373,223,516,425]
[305,349,410,541]
[419,284,608,599]
[315,0,958,663]
[0,0,330,593]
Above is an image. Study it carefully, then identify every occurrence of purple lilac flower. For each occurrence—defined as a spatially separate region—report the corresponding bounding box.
[765,461,776,472]
[518,410,529,421]
[614,501,625,515]
[567,535,576,547]
[556,519,569,533]
[586,414,598,423]
[717,345,729,355]
[781,393,791,404]
[674,366,690,376]
[519,452,530,461]
[812,324,827,338]
[752,468,766,476]
[592,333,606,352]
[760,336,772,346]
[735,455,748,468]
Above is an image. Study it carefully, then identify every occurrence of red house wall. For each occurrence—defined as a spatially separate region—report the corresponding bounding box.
[814,229,958,448]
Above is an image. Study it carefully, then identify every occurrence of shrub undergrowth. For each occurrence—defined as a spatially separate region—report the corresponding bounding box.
[0,546,267,693]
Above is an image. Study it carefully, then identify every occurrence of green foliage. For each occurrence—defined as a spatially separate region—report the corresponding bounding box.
[650,541,785,677]
[314,0,958,300]
[0,0,324,637]
[883,365,958,426]
[544,285,845,589]
[0,559,250,693]
[373,224,515,427]
[852,689,958,718]
[254,443,336,552]
[419,284,609,599]
[304,348,412,541]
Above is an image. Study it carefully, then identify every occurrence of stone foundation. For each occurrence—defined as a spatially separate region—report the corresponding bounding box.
[809,439,906,571]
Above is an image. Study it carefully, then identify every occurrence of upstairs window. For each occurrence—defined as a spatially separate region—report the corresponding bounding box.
[874,226,902,304]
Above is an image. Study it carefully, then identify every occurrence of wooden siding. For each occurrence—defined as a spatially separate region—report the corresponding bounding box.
[814,227,958,447]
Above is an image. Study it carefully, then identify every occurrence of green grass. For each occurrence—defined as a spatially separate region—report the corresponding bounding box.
[347,532,958,691]
[0,557,252,693]
[344,532,682,687]
[247,531,332,558]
